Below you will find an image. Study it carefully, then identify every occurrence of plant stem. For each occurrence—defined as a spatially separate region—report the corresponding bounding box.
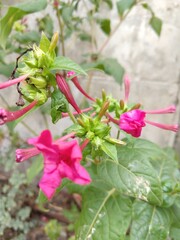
[56,7,65,56]
[68,109,77,123]
[98,8,133,55]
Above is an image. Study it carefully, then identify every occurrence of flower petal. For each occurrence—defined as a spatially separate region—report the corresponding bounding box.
[39,169,61,200]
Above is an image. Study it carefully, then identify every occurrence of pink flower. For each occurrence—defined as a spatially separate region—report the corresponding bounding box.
[56,73,81,113]
[119,108,179,137]
[0,74,29,89]
[67,71,95,102]
[16,130,91,200]
[0,100,37,125]
[120,110,146,137]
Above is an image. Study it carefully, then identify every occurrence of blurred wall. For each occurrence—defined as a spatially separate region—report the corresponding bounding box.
[1,0,180,153]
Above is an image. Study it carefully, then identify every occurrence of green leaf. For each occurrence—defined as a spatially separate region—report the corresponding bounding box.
[26,156,43,183]
[102,58,124,83]
[39,32,50,53]
[170,203,180,240]
[0,0,47,48]
[130,200,172,240]
[104,0,113,9]
[84,58,124,84]
[0,62,15,77]
[96,139,164,205]
[101,141,118,162]
[76,185,132,240]
[50,56,87,75]
[12,31,40,45]
[98,19,111,35]
[117,0,135,17]
[149,16,162,36]
[51,89,69,124]
[61,6,74,28]
[78,32,92,42]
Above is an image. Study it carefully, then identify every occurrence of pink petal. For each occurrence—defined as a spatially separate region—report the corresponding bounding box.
[39,169,61,200]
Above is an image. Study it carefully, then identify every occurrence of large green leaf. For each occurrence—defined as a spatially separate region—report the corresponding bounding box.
[148,147,180,207]
[50,56,87,75]
[170,202,180,240]
[82,58,124,84]
[130,200,172,240]
[0,62,15,77]
[0,0,47,48]
[96,138,164,205]
[97,158,162,205]
[76,184,132,240]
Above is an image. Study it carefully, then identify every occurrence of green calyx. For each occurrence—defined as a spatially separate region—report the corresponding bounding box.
[20,82,48,105]
[76,114,111,141]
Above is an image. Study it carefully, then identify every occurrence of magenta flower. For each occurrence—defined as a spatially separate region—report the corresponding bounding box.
[56,73,81,113]
[67,71,95,102]
[119,107,179,137]
[16,130,91,200]
[0,74,29,89]
[120,110,146,137]
[0,100,37,125]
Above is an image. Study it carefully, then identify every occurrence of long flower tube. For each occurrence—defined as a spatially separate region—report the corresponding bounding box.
[56,73,81,114]
[0,74,29,89]
[16,130,91,200]
[124,75,130,103]
[119,109,179,137]
[0,100,38,125]
[67,71,95,102]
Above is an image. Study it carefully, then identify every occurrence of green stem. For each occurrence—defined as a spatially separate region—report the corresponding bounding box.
[56,7,65,56]
[68,109,77,123]
[98,7,135,55]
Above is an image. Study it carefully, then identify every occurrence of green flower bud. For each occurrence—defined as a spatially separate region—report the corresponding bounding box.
[20,82,48,105]
[86,131,95,140]
[93,136,103,148]
[36,89,48,105]
[94,124,111,138]
[33,44,54,68]
[29,76,47,89]
[49,32,58,53]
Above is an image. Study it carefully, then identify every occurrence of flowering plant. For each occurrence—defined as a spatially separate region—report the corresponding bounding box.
[0,32,179,240]
[0,1,180,240]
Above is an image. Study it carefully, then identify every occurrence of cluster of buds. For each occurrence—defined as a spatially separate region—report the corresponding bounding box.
[0,33,59,124]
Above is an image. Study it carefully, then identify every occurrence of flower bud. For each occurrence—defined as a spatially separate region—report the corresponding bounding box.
[49,32,59,53]
[29,76,47,89]
[98,100,109,119]
[86,131,95,140]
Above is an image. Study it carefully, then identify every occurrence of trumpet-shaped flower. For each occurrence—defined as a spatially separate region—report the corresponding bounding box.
[16,130,91,200]
[120,109,146,137]
[0,100,37,125]
[56,73,81,113]
[0,74,29,89]
[67,71,95,102]
[119,108,179,137]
